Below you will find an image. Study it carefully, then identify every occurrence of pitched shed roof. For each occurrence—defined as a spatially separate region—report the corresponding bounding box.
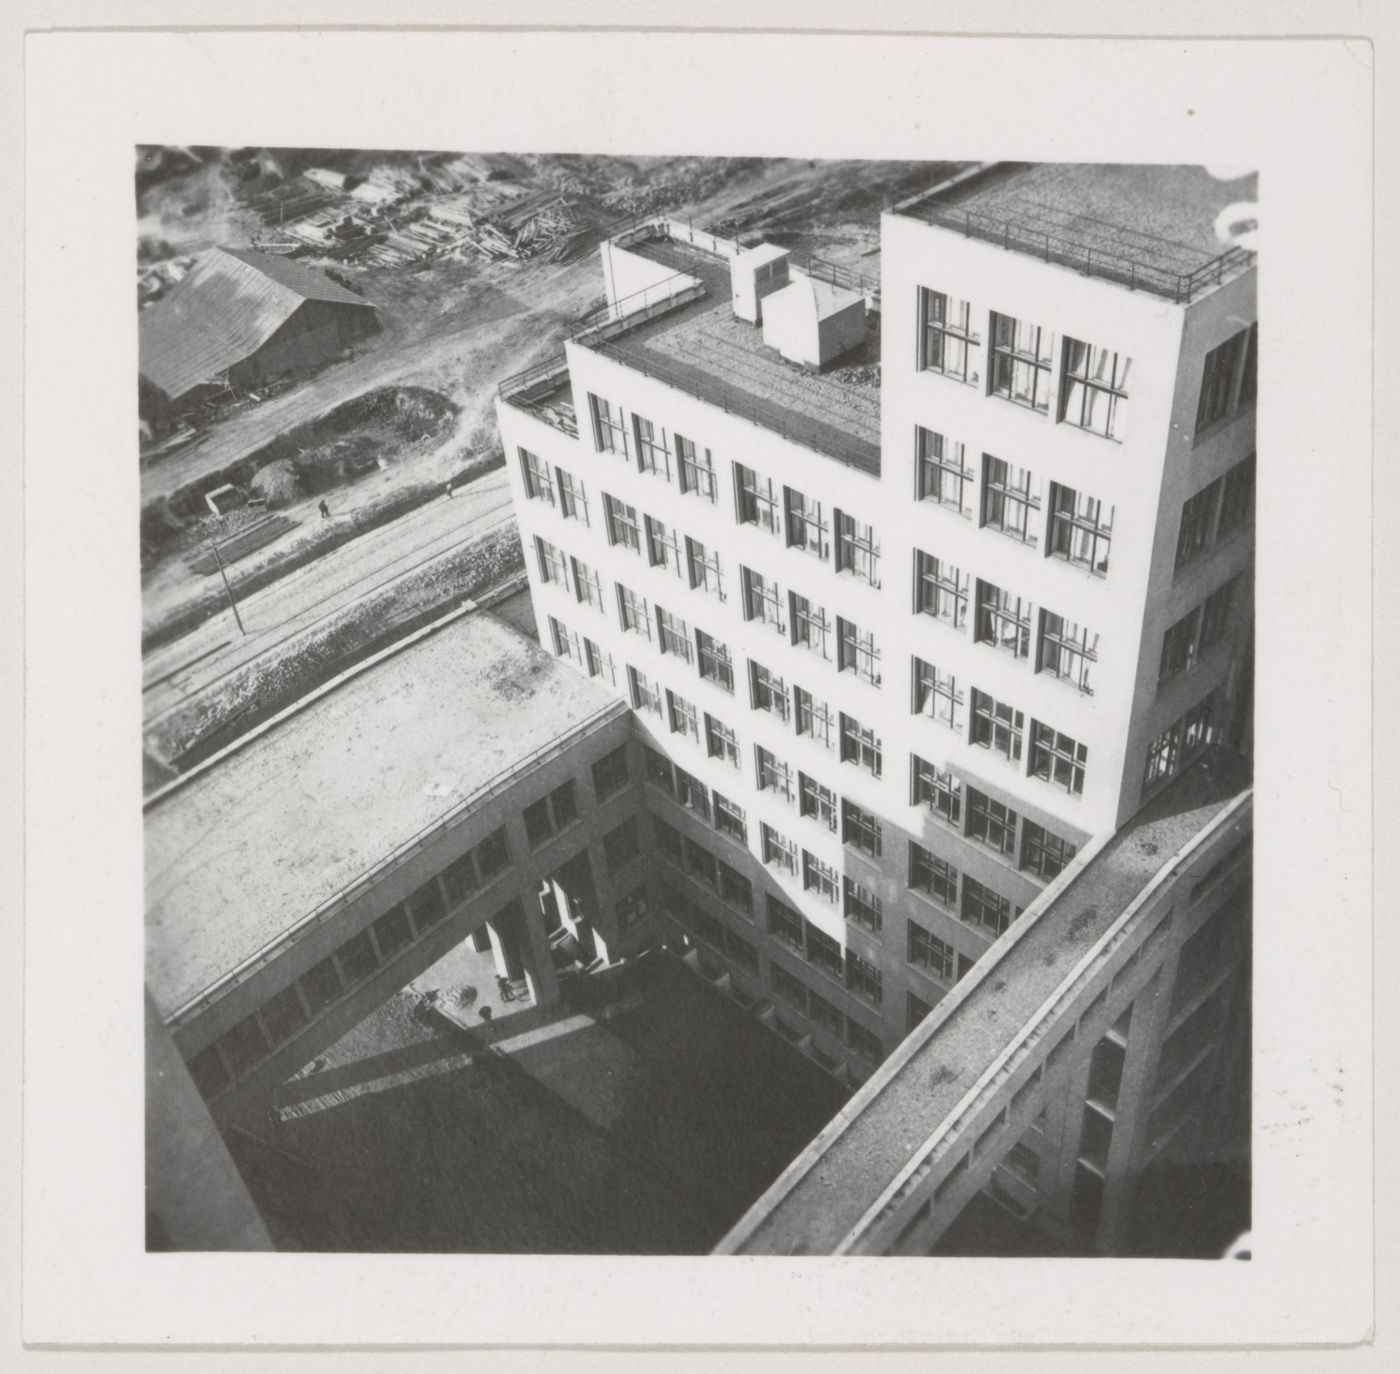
[138,246,375,402]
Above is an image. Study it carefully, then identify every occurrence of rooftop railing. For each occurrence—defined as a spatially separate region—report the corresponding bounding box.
[909,203,1255,303]
[496,352,571,400]
[791,253,881,305]
[569,270,707,341]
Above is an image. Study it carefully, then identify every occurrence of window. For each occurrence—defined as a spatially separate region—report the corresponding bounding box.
[981,456,1041,546]
[616,885,648,933]
[839,714,883,777]
[697,630,735,693]
[835,511,880,586]
[799,773,837,832]
[912,756,963,827]
[603,493,641,552]
[571,557,603,612]
[762,823,799,876]
[974,580,1032,658]
[674,766,710,820]
[790,593,830,657]
[726,929,759,974]
[683,836,718,888]
[667,690,699,742]
[524,781,577,848]
[645,515,683,577]
[750,662,789,720]
[557,468,589,524]
[676,434,716,501]
[989,311,1053,412]
[915,550,969,627]
[756,745,795,801]
[806,922,845,979]
[1145,720,1182,787]
[589,394,629,455]
[1239,323,1258,406]
[918,287,980,382]
[652,815,683,862]
[705,714,739,768]
[803,851,840,904]
[592,744,629,801]
[910,841,959,907]
[771,961,807,1011]
[767,895,804,951]
[1196,330,1248,433]
[916,427,972,515]
[713,792,747,843]
[1059,338,1131,439]
[966,788,1019,857]
[656,606,692,662]
[475,827,510,881]
[808,989,845,1036]
[836,617,881,685]
[845,950,883,1006]
[686,537,724,600]
[795,687,834,749]
[616,584,650,638]
[842,799,883,858]
[548,615,579,663]
[1217,455,1255,536]
[1038,612,1098,695]
[735,462,780,532]
[535,536,570,589]
[913,658,964,730]
[1199,579,1235,650]
[604,816,642,872]
[741,567,785,633]
[909,922,957,981]
[644,744,674,794]
[1159,609,1199,683]
[629,665,662,716]
[260,981,310,1046]
[1048,483,1113,574]
[1183,692,1217,754]
[632,414,671,477]
[970,689,1025,762]
[1029,721,1088,795]
[1021,820,1077,881]
[785,487,830,557]
[520,447,554,503]
[441,848,480,905]
[961,876,1016,936]
[843,877,883,933]
[219,1013,272,1078]
[719,861,753,914]
[1175,481,1221,570]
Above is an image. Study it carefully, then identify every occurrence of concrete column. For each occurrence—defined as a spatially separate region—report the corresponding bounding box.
[1036,1026,1090,1238]
[485,917,525,982]
[470,926,492,955]
[517,891,562,1008]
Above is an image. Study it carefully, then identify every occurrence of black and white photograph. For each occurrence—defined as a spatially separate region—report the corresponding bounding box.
[11,12,1381,1362]
[138,146,1258,1260]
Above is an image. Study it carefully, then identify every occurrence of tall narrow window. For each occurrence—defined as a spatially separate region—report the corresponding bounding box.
[918,287,980,383]
[750,662,789,720]
[798,773,837,831]
[603,493,641,553]
[916,427,971,515]
[741,567,786,633]
[705,714,740,768]
[571,557,603,612]
[843,878,883,934]
[667,690,699,742]
[1029,722,1088,795]
[644,515,683,577]
[1021,820,1077,881]
[989,311,1053,412]
[803,851,840,904]
[535,536,570,590]
[557,468,589,524]
[908,922,957,981]
[914,551,969,627]
[629,666,662,716]
[735,462,780,532]
[981,456,1041,547]
[676,434,716,501]
[616,584,649,638]
[966,788,1019,857]
[913,658,964,730]
[974,580,1032,658]
[1037,612,1098,695]
[841,799,883,858]
[656,606,692,662]
[686,537,724,600]
[633,414,671,477]
[784,487,830,557]
[910,842,959,907]
[835,512,881,586]
[1059,339,1131,439]
[762,824,799,877]
[519,448,554,504]
[713,793,747,844]
[697,630,734,693]
[839,714,883,777]
[837,617,881,685]
[795,687,834,749]
[1048,484,1113,575]
[970,690,1024,762]
[1175,481,1220,570]
[1217,455,1255,536]
[911,756,963,827]
[756,746,795,802]
[961,876,1016,937]
[589,394,629,455]
[1196,331,1247,433]
[790,593,830,658]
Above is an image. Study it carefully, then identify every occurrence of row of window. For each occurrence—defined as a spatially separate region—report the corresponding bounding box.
[763,893,885,1006]
[583,396,884,588]
[917,288,1132,441]
[1174,455,1255,572]
[737,565,882,684]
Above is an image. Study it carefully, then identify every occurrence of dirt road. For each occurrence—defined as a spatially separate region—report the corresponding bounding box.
[142,470,514,725]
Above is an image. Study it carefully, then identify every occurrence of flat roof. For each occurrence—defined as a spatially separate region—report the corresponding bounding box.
[898,162,1257,301]
[145,612,619,1017]
[727,747,1252,1255]
[580,234,882,477]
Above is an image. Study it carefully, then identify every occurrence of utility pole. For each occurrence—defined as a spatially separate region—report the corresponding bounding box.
[208,539,247,636]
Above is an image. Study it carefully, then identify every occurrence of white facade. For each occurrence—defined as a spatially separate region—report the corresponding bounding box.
[497,173,1255,1082]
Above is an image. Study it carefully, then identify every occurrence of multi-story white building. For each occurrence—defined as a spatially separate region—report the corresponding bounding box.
[497,160,1256,1089]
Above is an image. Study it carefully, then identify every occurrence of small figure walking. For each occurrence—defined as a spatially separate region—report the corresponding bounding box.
[443,479,455,500]
[318,499,331,519]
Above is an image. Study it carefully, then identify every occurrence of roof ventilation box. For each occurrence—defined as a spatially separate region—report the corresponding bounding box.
[761,276,867,370]
[730,243,790,323]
